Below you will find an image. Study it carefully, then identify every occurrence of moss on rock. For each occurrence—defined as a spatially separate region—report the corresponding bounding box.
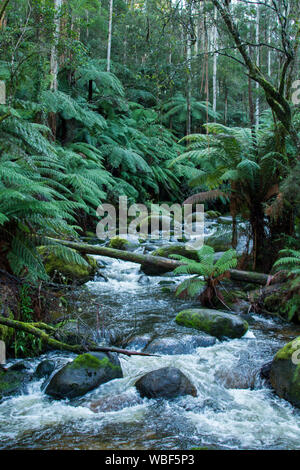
[270,337,300,408]
[175,308,248,339]
[108,236,129,250]
[45,352,123,399]
[38,247,98,285]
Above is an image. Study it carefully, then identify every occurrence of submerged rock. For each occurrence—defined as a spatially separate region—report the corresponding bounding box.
[175,309,248,339]
[135,367,197,399]
[144,333,216,355]
[90,390,143,413]
[0,368,30,400]
[270,336,300,408]
[45,352,123,399]
[124,334,153,351]
[138,274,150,285]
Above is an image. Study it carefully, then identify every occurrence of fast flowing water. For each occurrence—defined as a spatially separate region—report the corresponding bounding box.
[0,239,300,450]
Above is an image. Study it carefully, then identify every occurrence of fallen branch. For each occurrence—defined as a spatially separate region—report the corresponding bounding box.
[0,316,158,357]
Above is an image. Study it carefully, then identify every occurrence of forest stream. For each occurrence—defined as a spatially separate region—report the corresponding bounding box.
[0,231,300,451]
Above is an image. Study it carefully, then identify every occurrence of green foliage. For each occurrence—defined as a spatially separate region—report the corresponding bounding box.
[273,249,300,290]
[171,246,237,307]
[13,285,41,358]
[273,249,300,322]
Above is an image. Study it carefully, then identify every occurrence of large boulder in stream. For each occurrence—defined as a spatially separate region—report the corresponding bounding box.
[175,309,248,339]
[45,352,123,399]
[270,336,300,408]
[135,367,197,399]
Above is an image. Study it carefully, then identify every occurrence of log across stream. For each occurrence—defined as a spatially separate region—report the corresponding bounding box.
[50,238,270,285]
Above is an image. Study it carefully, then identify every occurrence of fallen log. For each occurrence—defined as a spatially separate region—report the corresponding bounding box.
[0,316,158,357]
[48,238,270,285]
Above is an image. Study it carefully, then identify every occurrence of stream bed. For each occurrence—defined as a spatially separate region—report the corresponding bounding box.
[1,240,300,450]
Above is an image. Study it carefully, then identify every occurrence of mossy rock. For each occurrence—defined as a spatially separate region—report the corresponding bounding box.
[204,232,232,252]
[270,337,300,408]
[152,244,199,261]
[108,236,129,250]
[38,247,98,285]
[175,309,248,339]
[45,352,123,399]
[0,368,30,400]
[108,236,139,252]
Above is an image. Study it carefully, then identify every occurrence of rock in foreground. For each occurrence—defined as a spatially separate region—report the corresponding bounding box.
[0,368,30,400]
[135,367,197,399]
[45,352,123,399]
[175,309,248,339]
[270,336,300,408]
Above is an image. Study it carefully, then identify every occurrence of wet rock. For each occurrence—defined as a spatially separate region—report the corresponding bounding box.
[215,364,258,389]
[34,360,56,380]
[138,274,150,285]
[270,337,300,408]
[260,361,272,381]
[175,309,248,340]
[0,368,30,400]
[144,333,216,355]
[124,334,153,351]
[8,362,29,372]
[135,367,197,399]
[45,352,123,400]
[90,390,143,413]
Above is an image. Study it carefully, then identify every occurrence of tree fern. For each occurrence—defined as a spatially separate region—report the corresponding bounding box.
[170,246,237,307]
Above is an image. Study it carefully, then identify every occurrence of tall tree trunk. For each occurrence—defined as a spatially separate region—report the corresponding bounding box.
[212,7,218,119]
[186,1,192,136]
[49,0,63,139]
[255,4,260,127]
[107,0,114,72]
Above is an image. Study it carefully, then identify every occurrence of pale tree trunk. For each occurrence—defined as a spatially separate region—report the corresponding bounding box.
[267,21,271,76]
[186,1,192,136]
[212,6,218,119]
[50,0,63,92]
[107,0,114,72]
[255,4,260,127]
